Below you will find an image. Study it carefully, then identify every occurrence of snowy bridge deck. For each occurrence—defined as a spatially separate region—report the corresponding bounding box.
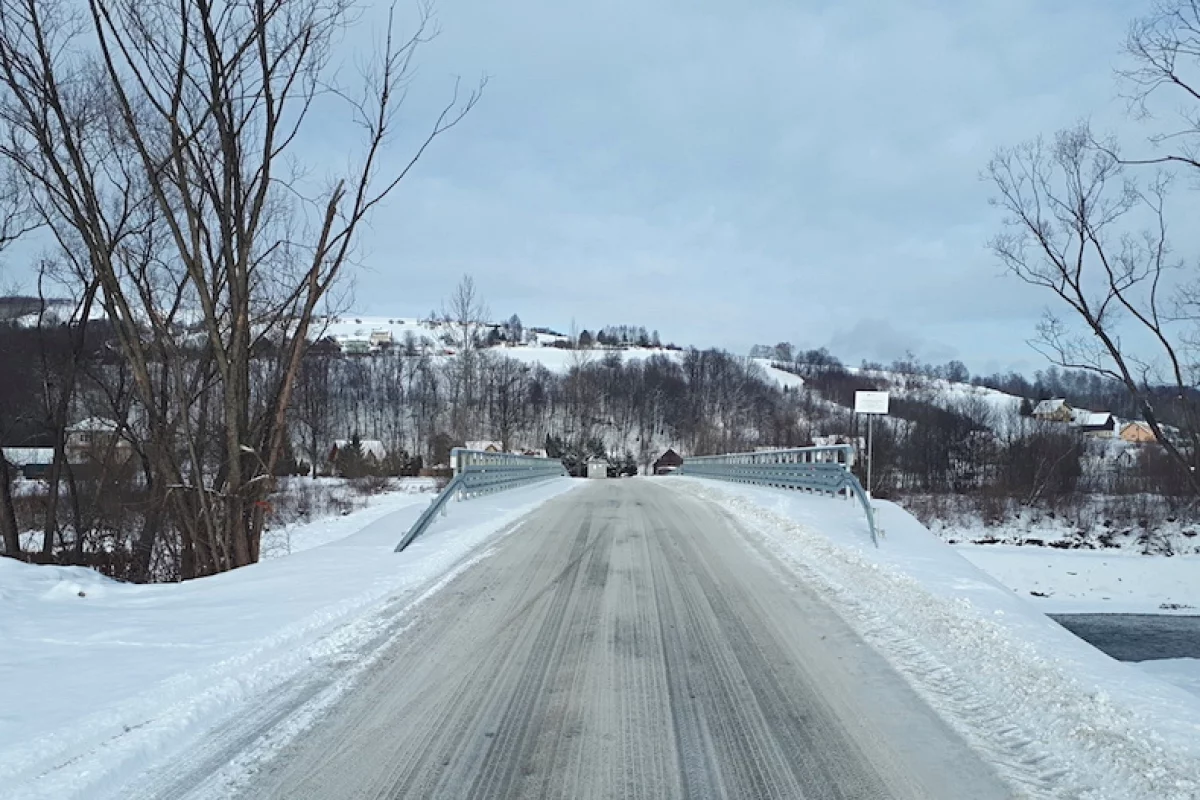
[193,480,1007,799]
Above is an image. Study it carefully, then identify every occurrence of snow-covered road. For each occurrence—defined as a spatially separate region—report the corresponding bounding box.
[6,477,1200,799]
[197,479,1011,800]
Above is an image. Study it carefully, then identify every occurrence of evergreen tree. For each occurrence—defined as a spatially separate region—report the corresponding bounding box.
[338,433,369,478]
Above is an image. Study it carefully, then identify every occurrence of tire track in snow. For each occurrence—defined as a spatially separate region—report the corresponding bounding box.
[166,480,1018,799]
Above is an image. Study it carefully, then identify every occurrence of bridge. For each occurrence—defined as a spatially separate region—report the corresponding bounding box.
[221,448,1011,799]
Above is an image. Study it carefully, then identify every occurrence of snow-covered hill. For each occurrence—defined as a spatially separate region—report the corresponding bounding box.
[310,314,805,391]
[852,368,1023,419]
[497,347,804,390]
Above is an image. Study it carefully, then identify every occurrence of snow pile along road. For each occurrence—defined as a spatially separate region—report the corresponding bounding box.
[0,478,580,800]
[665,478,1200,800]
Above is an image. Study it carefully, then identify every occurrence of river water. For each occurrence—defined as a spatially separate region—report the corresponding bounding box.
[1050,614,1200,662]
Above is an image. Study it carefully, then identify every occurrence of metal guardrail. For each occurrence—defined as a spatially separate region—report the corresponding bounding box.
[394,448,568,552]
[676,445,879,546]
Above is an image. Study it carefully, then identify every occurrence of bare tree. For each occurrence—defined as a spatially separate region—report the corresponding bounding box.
[444,274,490,353]
[0,0,481,577]
[0,148,35,560]
[986,123,1200,494]
[1122,1,1200,170]
[443,273,489,439]
[32,261,101,559]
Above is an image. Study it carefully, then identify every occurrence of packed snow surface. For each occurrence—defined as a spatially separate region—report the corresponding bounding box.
[0,478,581,800]
[7,472,1200,799]
[665,477,1200,800]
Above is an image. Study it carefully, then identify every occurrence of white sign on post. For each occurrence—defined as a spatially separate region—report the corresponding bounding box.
[853,391,889,499]
[854,391,890,414]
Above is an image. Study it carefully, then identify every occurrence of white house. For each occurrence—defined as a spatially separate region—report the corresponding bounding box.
[65,417,132,463]
[587,458,610,479]
[1033,398,1073,422]
[465,440,503,453]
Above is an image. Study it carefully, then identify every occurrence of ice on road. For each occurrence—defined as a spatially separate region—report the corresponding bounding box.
[231,480,1011,799]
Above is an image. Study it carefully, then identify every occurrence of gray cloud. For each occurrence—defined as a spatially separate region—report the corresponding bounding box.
[1,0,1170,377]
[346,0,1141,371]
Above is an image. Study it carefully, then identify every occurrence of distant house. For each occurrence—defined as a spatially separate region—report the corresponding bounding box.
[1033,398,1074,423]
[369,329,393,348]
[2,447,55,479]
[1120,421,1158,444]
[340,337,370,355]
[65,417,132,463]
[586,457,609,479]
[653,448,683,475]
[465,440,503,453]
[1072,411,1115,438]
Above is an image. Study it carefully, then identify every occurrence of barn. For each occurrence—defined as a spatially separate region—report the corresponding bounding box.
[652,448,683,475]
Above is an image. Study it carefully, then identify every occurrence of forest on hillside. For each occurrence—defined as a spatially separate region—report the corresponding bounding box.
[3,307,1195,581]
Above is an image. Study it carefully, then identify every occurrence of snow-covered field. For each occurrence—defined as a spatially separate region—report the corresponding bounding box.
[919,496,1200,556]
[310,314,806,390]
[666,477,1200,799]
[499,346,805,390]
[0,478,581,800]
[259,476,441,558]
[953,545,1200,614]
[868,370,1024,417]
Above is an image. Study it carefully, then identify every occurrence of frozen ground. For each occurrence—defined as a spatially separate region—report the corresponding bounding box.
[0,478,581,800]
[1137,659,1200,699]
[665,477,1200,800]
[952,541,1200,705]
[923,504,1200,557]
[952,545,1200,614]
[259,477,441,558]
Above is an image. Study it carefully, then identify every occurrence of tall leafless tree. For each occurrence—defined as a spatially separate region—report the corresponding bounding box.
[0,0,481,576]
[986,1,1200,499]
[1122,0,1200,170]
[0,148,35,559]
[443,273,489,439]
[987,124,1200,495]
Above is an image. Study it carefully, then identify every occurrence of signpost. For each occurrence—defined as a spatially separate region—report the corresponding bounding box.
[854,391,889,497]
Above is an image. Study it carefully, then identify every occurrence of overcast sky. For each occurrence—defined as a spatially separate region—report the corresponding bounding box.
[348,0,1159,376]
[0,0,1171,376]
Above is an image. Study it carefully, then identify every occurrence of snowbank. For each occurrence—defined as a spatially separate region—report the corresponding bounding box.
[953,545,1200,614]
[1136,659,1200,700]
[664,477,1200,800]
[0,478,581,800]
